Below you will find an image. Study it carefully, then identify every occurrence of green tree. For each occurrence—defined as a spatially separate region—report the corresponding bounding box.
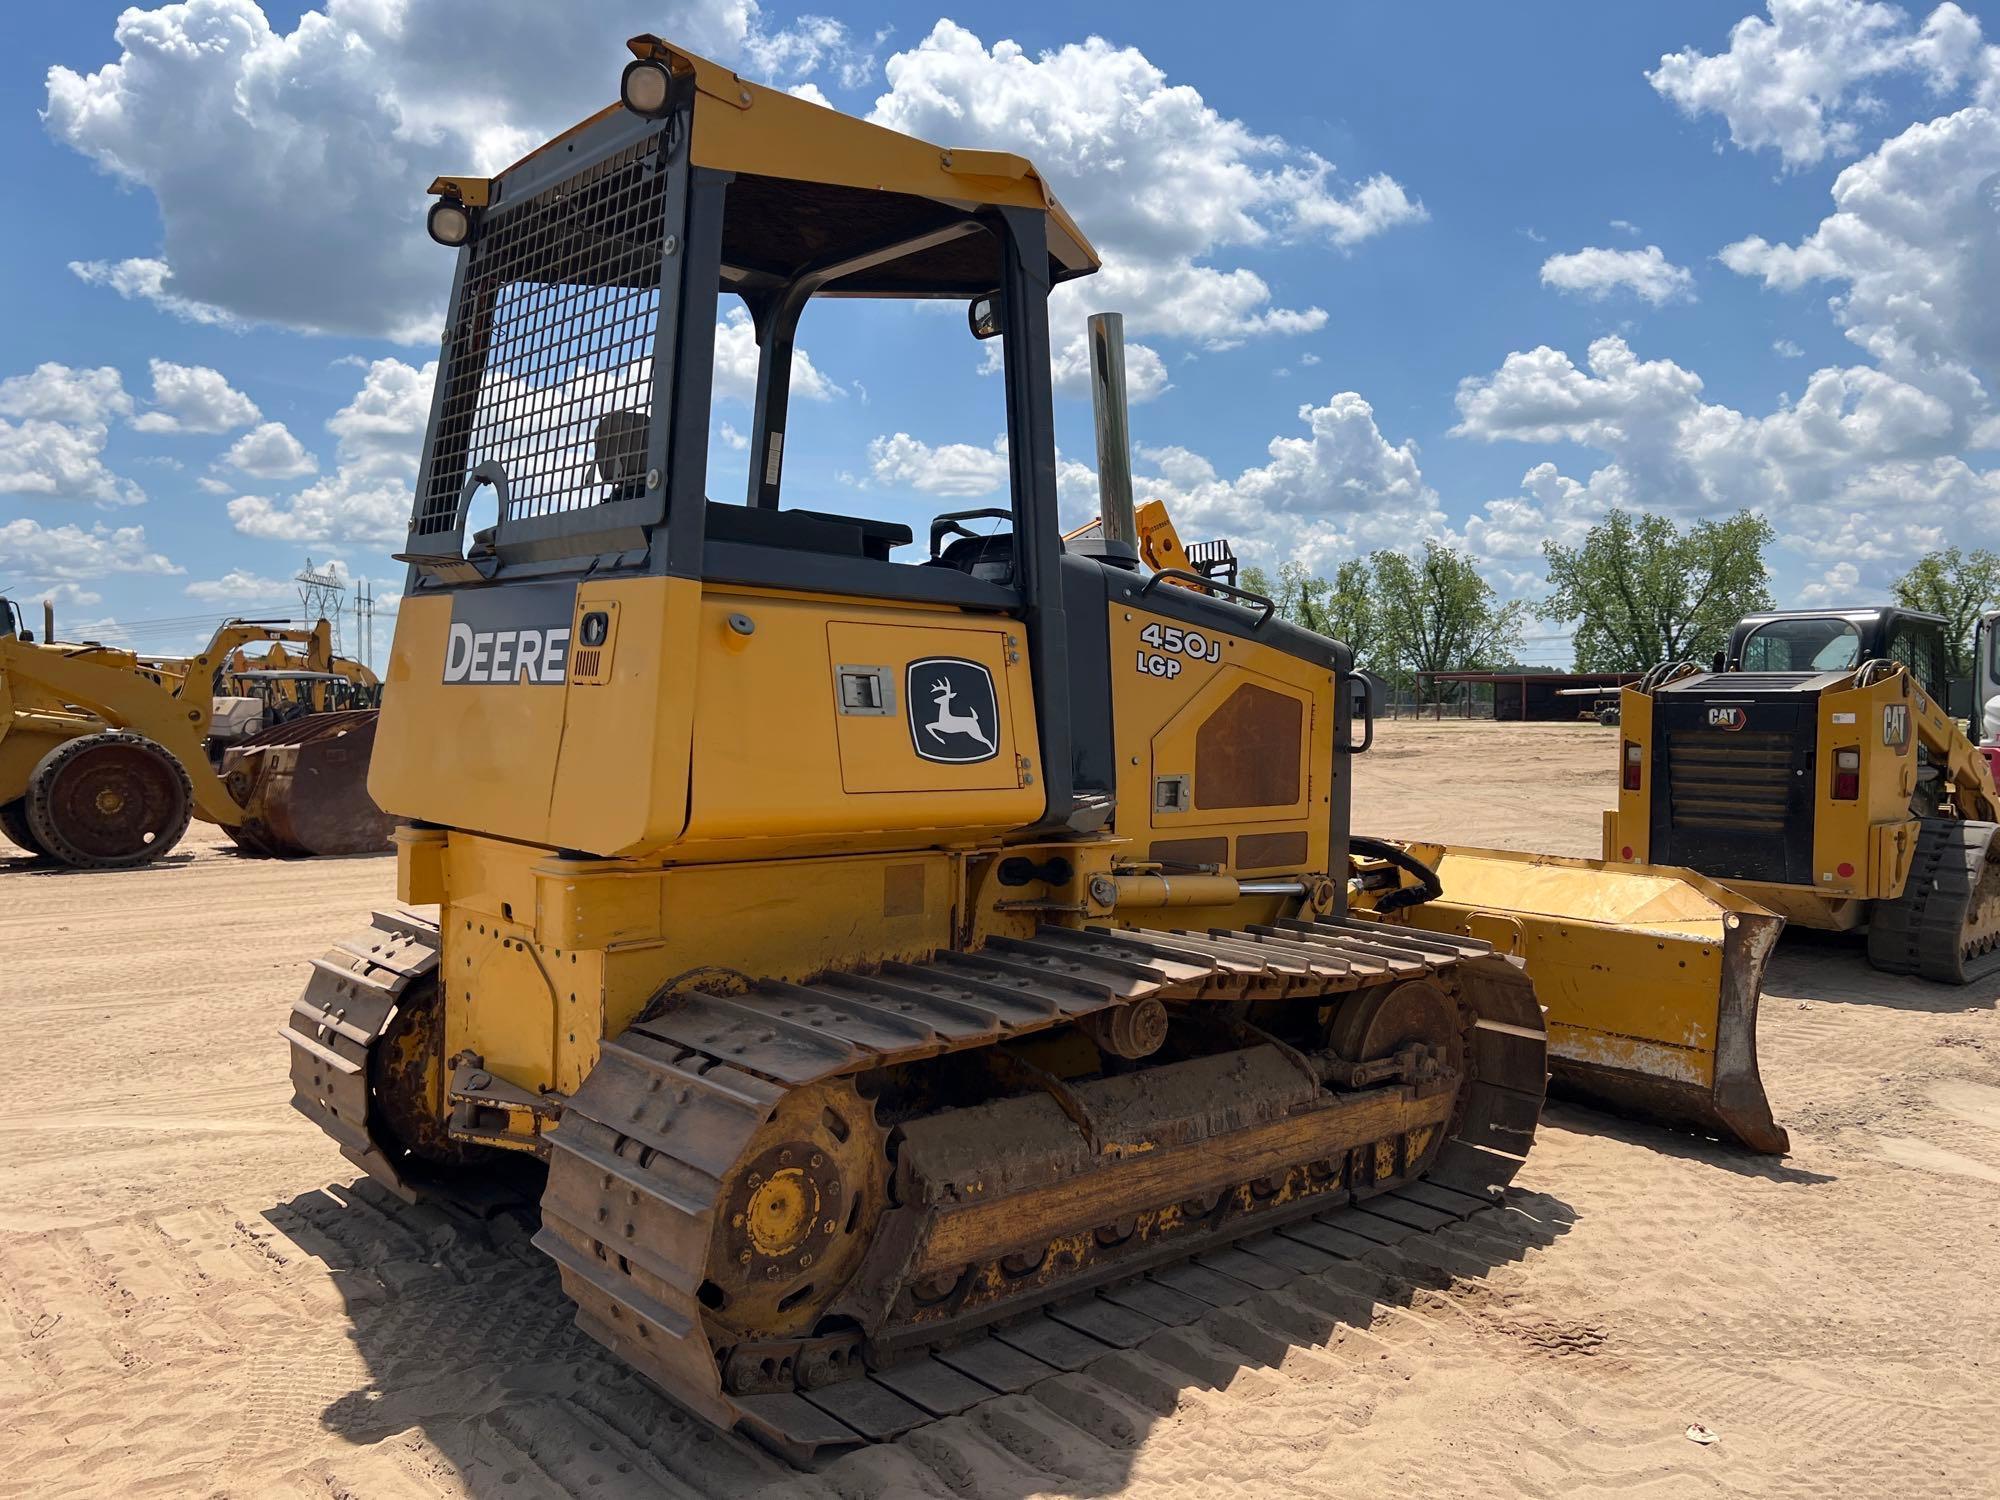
[1537,509,1774,672]
[1890,546,2000,677]
[1244,559,1378,660]
[1372,541,1525,701]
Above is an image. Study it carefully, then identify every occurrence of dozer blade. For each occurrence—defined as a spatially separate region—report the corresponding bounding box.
[220,710,395,857]
[1375,843,1789,1155]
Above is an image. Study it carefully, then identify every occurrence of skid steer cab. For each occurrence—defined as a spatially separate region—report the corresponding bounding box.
[1606,605,2000,983]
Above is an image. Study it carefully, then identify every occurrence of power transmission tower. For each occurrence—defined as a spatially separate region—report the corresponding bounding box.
[295,558,347,655]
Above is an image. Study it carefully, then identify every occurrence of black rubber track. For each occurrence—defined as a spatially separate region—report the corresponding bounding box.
[1866,818,2000,985]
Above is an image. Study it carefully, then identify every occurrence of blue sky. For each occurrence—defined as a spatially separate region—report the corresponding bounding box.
[5,0,1998,668]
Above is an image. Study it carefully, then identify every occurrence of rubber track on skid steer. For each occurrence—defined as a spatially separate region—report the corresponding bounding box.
[1867,818,2000,985]
[283,908,440,1201]
[532,919,1548,1462]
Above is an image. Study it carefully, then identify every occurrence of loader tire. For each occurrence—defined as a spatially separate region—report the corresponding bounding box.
[1867,818,2000,985]
[0,798,48,858]
[25,731,193,870]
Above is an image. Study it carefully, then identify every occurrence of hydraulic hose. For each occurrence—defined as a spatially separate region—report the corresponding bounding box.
[1350,834,1443,914]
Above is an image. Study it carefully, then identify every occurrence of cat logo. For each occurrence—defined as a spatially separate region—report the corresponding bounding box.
[1883,703,1910,749]
[1707,706,1747,731]
[907,657,1000,764]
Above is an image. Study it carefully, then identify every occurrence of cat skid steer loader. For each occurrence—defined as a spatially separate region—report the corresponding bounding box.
[0,609,391,866]
[1605,607,2000,984]
[285,38,1784,1462]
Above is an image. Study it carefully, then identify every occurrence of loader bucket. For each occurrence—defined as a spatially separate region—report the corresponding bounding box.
[219,710,395,857]
[1375,843,1789,1154]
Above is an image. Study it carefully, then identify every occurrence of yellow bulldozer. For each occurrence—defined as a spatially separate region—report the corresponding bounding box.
[0,603,393,867]
[285,38,1785,1461]
[1604,606,2000,983]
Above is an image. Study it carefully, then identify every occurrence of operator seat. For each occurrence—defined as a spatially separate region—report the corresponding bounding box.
[595,409,650,501]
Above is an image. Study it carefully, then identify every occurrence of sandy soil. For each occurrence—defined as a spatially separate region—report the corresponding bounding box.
[3,718,1998,1498]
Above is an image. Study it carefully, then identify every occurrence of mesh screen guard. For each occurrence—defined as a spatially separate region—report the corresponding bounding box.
[414,130,674,540]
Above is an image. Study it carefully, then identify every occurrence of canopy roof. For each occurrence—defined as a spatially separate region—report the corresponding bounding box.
[480,36,1100,299]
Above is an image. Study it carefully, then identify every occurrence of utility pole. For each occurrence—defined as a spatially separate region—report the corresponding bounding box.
[354,579,376,670]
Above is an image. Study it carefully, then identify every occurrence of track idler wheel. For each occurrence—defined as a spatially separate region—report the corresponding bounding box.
[704,1080,888,1341]
[25,731,192,869]
[1327,978,1464,1082]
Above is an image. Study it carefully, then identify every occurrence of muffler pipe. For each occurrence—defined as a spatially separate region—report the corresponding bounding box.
[1088,311,1138,550]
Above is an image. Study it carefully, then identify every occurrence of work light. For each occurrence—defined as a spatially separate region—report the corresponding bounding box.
[621,57,672,117]
[427,198,471,248]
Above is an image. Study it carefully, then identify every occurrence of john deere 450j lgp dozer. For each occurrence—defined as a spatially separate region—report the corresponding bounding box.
[1605,606,2000,984]
[287,37,1785,1460]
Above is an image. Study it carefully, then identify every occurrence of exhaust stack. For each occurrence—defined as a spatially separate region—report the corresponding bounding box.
[43,599,54,644]
[1087,312,1138,550]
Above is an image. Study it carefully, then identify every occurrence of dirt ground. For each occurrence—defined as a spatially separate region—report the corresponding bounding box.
[4,718,1998,1499]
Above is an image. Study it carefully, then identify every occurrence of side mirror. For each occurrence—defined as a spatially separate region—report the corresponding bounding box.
[18,630,32,643]
[967,294,1000,341]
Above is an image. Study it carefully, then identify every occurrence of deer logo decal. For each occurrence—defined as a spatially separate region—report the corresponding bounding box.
[906,657,1001,764]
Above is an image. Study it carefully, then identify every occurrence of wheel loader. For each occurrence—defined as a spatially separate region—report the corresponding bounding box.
[1603,606,2000,982]
[0,606,392,867]
[285,37,1787,1461]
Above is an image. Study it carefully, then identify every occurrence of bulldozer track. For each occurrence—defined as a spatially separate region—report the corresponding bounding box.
[1867,818,2000,985]
[284,908,444,1201]
[287,909,1547,1464]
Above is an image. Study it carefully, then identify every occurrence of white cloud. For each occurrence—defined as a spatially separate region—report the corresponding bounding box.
[1452,333,2000,571]
[0,363,143,507]
[1540,245,1695,305]
[1649,0,1999,168]
[68,257,235,327]
[0,420,143,507]
[0,363,131,424]
[1611,218,1643,236]
[228,357,435,547]
[45,2,885,342]
[0,518,181,579]
[1720,105,2000,411]
[989,333,1169,404]
[745,14,877,89]
[224,420,317,478]
[1774,337,1806,356]
[130,359,260,434]
[718,421,749,451]
[867,432,1009,497]
[184,567,297,603]
[37,582,105,609]
[713,305,843,403]
[869,22,1422,348]
[1797,559,1862,603]
[1117,392,1447,571]
[1460,463,1601,565]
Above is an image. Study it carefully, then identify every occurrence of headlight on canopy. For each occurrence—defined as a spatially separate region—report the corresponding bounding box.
[621,57,672,117]
[427,198,471,248]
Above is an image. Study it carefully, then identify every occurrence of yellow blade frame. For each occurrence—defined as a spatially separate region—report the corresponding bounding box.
[1363,843,1788,1155]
